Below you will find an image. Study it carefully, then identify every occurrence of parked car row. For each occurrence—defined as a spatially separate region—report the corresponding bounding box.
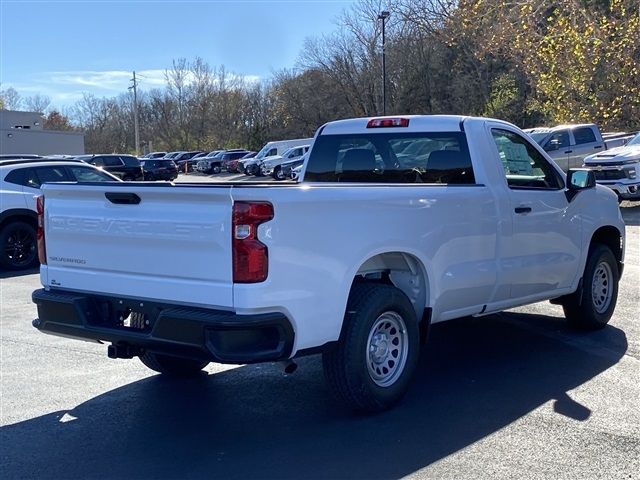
[195,150,255,174]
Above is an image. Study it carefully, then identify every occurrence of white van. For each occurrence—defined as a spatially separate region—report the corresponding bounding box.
[241,138,313,175]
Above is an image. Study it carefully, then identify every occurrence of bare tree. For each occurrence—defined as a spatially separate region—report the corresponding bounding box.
[24,94,51,113]
[0,86,22,110]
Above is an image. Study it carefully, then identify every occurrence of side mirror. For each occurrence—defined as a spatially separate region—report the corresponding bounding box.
[545,139,560,152]
[566,168,596,201]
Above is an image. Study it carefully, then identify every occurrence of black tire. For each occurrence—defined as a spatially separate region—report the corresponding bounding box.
[139,351,208,377]
[273,166,285,181]
[145,173,155,181]
[562,244,619,330]
[322,283,420,412]
[211,164,221,175]
[0,221,38,270]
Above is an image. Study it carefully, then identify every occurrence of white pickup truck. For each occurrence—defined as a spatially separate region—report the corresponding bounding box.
[583,132,640,202]
[32,115,625,412]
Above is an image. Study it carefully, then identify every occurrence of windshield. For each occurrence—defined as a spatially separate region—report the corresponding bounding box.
[255,144,274,159]
[627,133,640,146]
[528,132,549,145]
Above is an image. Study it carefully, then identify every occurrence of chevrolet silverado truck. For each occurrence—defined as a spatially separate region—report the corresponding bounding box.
[32,115,625,412]
[583,132,640,202]
[525,123,634,172]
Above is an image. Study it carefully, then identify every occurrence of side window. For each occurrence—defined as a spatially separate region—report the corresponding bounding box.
[268,148,277,157]
[545,131,570,150]
[34,166,69,187]
[573,127,597,145]
[90,156,104,167]
[120,156,140,166]
[491,129,564,190]
[68,166,115,182]
[104,156,123,167]
[4,168,27,187]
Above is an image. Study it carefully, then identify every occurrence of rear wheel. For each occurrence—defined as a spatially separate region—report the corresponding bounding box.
[0,221,38,270]
[322,283,420,412]
[562,244,619,330]
[139,351,208,377]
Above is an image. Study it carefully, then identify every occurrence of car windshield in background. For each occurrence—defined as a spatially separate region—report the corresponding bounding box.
[304,132,475,184]
[627,133,640,146]
[528,132,549,144]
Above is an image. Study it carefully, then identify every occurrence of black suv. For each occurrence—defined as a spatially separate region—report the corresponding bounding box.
[141,159,179,181]
[77,154,144,181]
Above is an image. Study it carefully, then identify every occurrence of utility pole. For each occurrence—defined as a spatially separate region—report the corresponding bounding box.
[378,11,390,116]
[129,71,140,156]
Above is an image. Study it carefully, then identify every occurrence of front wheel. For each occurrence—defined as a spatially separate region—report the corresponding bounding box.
[322,283,420,412]
[562,244,619,330]
[273,166,286,180]
[139,351,208,377]
[211,164,221,174]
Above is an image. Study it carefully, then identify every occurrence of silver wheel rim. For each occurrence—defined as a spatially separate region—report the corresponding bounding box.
[366,311,409,387]
[592,261,613,314]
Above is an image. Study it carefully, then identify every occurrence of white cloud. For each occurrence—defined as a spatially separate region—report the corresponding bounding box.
[47,69,167,91]
[4,69,262,108]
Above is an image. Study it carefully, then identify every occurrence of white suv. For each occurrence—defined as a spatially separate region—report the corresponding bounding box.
[0,159,120,270]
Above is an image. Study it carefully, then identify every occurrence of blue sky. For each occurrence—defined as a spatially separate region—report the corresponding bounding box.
[0,0,354,108]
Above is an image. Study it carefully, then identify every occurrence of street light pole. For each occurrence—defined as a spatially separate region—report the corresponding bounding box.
[378,11,390,116]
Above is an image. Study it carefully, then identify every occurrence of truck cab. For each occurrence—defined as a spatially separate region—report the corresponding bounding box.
[526,124,606,172]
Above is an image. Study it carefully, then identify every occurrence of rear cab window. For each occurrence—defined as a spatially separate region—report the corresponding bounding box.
[305,132,475,184]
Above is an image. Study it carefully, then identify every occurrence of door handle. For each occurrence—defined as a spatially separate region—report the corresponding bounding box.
[515,206,532,214]
[105,192,141,205]
[594,145,603,149]
[564,150,573,154]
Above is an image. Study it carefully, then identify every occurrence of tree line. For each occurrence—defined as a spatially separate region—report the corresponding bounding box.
[1,0,638,154]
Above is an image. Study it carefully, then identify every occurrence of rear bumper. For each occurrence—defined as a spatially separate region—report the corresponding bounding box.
[32,288,294,364]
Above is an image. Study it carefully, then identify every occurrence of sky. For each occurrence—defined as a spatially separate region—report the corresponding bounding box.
[0,0,355,108]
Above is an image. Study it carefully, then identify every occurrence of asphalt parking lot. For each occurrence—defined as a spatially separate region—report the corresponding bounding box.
[1,197,638,479]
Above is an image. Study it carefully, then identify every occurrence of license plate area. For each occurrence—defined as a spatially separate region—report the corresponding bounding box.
[88,297,157,332]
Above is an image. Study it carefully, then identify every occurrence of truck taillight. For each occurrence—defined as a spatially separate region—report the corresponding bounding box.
[232,201,273,283]
[366,117,410,128]
[36,195,46,265]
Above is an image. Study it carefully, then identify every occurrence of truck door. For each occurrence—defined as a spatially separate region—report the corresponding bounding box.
[543,130,571,172]
[489,127,582,299]
[569,126,604,169]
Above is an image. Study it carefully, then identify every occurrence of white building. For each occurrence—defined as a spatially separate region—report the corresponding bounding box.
[0,110,85,155]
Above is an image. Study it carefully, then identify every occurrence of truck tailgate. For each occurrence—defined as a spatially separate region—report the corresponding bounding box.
[40,184,234,308]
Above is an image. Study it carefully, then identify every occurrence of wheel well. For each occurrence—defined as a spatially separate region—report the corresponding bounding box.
[353,252,429,321]
[0,212,37,232]
[590,226,622,263]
